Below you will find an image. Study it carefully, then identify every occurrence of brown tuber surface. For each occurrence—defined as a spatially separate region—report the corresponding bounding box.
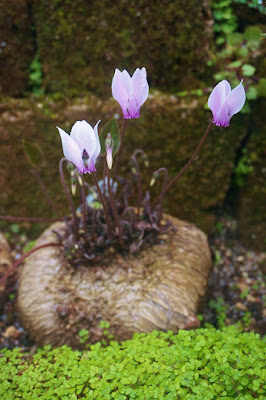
[0,233,13,310]
[17,215,211,348]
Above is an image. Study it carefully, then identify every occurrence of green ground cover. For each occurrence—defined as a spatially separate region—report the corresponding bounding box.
[1,326,265,399]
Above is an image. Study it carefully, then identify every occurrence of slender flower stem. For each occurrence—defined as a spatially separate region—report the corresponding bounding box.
[152,121,213,208]
[92,171,111,239]
[107,166,123,245]
[33,168,61,216]
[102,161,107,198]
[0,242,62,285]
[114,118,126,174]
[0,215,62,222]
[80,175,87,236]
[131,149,146,217]
[91,209,96,241]
[152,168,168,223]
[131,155,143,218]
[59,158,78,235]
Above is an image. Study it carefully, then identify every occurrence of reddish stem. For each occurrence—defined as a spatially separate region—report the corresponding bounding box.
[0,242,63,285]
[107,166,123,246]
[114,118,126,174]
[59,158,78,236]
[92,172,112,239]
[80,175,87,236]
[0,216,62,223]
[152,121,213,208]
[33,168,61,216]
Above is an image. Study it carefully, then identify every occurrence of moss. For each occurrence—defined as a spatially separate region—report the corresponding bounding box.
[0,0,34,96]
[32,0,213,95]
[0,326,265,399]
[233,99,266,251]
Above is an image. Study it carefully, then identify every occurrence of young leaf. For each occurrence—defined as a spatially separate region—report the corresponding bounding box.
[22,140,45,169]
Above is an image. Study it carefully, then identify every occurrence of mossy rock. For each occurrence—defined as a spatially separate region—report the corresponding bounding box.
[32,0,213,95]
[233,100,266,251]
[0,326,265,399]
[0,1,34,96]
[0,92,248,236]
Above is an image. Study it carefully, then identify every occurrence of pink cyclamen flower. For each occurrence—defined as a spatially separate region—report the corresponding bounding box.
[208,80,246,127]
[57,120,101,174]
[112,68,149,119]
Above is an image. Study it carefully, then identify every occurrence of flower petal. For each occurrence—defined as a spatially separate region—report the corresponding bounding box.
[85,157,96,173]
[132,67,149,109]
[92,120,101,160]
[70,120,97,158]
[121,70,133,97]
[57,127,85,173]
[126,98,139,119]
[226,80,246,118]
[215,101,230,127]
[112,69,131,117]
[208,80,231,120]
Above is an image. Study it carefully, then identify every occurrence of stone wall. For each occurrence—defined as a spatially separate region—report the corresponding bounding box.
[0,92,248,235]
[0,0,213,97]
[0,0,34,96]
[234,100,266,251]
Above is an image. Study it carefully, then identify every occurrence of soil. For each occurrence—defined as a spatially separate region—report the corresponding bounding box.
[0,214,265,352]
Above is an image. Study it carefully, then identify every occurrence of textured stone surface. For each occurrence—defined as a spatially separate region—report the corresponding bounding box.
[32,0,213,95]
[0,233,13,310]
[0,0,34,96]
[17,215,212,347]
[234,100,266,251]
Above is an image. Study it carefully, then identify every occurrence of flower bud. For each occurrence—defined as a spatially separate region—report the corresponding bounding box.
[105,133,113,170]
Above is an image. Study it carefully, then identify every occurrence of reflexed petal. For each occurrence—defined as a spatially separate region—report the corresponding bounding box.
[112,69,131,116]
[92,120,101,160]
[70,120,97,158]
[208,80,231,119]
[121,70,133,97]
[132,67,149,108]
[226,80,246,117]
[57,127,85,173]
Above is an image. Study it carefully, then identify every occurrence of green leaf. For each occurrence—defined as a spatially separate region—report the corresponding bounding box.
[238,46,249,58]
[22,140,45,169]
[216,37,225,45]
[240,102,251,114]
[228,60,242,69]
[227,32,243,46]
[213,71,228,81]
[78,329,89,338]
[257,78,266,98]
[100,118,120,156]
[10,224,20,233]
[242,64,255,77]
[244,26,263,43]
[246,86,257,101]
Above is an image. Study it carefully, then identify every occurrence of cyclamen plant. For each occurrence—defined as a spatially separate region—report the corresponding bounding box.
[0,72,246,277]
[52,73,246,265]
